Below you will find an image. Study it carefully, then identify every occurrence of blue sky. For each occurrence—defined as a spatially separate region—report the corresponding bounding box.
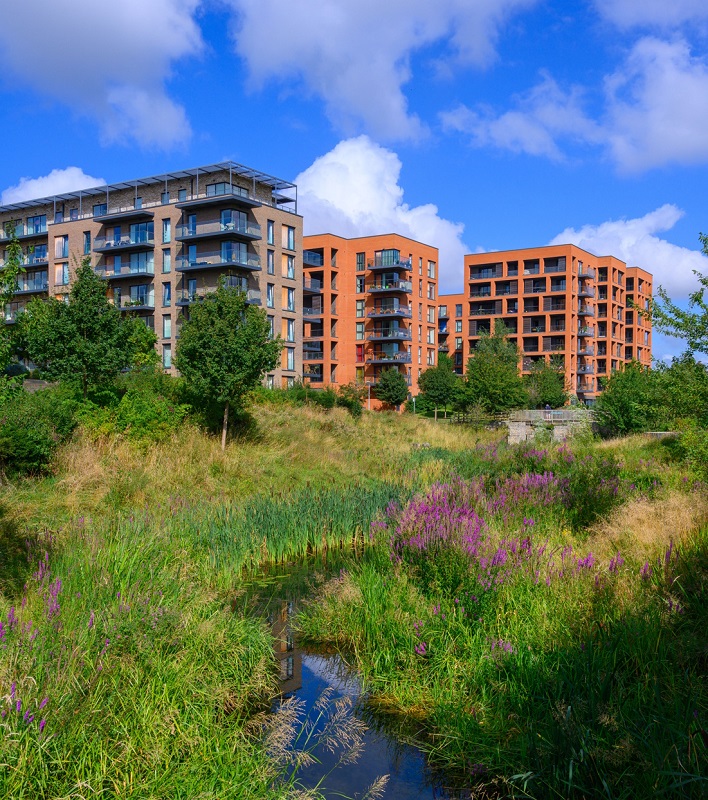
[1,0,708,359]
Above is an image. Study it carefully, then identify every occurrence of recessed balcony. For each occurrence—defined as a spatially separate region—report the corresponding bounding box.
[0,225,48,242]
[175,187,260,211]
[366,257,412,271]
[578,306,595,317]
[579,285,595,298]
[303,307,324,318]
[303,250,324,267]
[578,326,594,337]
[115,297,155,312]
[175,220,261,242]
[577,365,595,374]
[14,280,49,295]
[303,350,324,361]
[366,352,412,365]
[366,329,412,342]
[94,235,154,253]
[367,280,412,294]
[303,277,322,293]
[176,286,260,306]
[95,265,155,281]
[176,251,261,272]
[368,306,412,318]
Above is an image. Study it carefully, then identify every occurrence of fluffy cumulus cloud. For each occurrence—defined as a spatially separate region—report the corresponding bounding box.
[225,0,537,140]
[595,0,708,29]
[295,136,468,291]
[1,167,105,205]
[442,37,708,173]
[549,204,708,299]
[0,0,203,148]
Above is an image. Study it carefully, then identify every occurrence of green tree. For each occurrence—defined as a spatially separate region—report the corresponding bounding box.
[374,368,409,409]
[648,233,708,355]
[459,321,528,413]
[594,361,658,435]
[524,357,568,409]
[175,283,282,449]
[0,230,26,398]
[417,354,459,420]
[20,257,155,399]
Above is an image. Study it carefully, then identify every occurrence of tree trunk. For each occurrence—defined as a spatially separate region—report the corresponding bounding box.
[434,406,438,422]
[221,400,229,451]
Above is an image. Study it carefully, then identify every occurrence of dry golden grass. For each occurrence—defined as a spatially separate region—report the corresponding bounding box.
[588,488,708,560]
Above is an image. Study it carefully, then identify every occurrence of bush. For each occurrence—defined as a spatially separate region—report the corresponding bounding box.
[0,386,78,476]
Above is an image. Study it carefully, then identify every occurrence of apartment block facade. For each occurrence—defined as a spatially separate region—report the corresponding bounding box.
[0,162,303,388]
[302,234,439,405]
[437,293,466,375]
[450,245,652,403]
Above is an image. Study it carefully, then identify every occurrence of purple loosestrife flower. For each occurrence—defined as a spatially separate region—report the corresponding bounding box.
[640,561,652,580]
[608,552,625,574]
[39,719,46,733]
[23,711,34,724]
[414,641,427,656]
[38,697,48,711]
[15,700,21,713]
[88,611,95,630]
[7,607,17,632]
[10,682,16,700]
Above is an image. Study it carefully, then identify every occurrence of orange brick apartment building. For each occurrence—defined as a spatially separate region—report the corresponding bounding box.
[440,245,652,403]
[302,234,439,406]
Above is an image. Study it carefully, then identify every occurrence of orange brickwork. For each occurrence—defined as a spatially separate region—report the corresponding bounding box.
[302,233,439,408]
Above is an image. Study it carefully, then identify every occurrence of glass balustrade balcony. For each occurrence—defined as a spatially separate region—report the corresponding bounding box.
[175,251,261,272]
[175,220,261,241]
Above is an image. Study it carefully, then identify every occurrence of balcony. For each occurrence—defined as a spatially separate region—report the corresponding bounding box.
[303,277,322,293]
[550,283,567,293]
[0,224,48,241]
[366,352,412,365]
[578,306,595,317]
[303,307,324,318]
[176,251,261,272]
[578,267,596,279]
[367,280,412,293]
[578,326,594,337]
[175,186,260,211]
[303,250,324,267]
[367,257,412,271]
[438,308,449,319]
[368,375,412,388]
[14,279,49,295]
[577,365,595,374]
[95,264,155,281]
[470,289,492,298]
[438,343,449,352]
[578,345,595,356]
[4,303,26,323]
[94,234,155,253]
[115,297,155,312]
[175,219,261,242]
[303,350,324,361]
[176,286,261,306]
[579,285,595,298]
[0,253,50,269]
[368,306,412,318]
[93,208,155,223]
[366,329,412,342]
[577,380,595,393]
[470,306,498,316]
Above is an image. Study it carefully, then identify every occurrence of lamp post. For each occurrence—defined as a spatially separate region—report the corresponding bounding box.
[412,396,416,415]
[367,383,371,411]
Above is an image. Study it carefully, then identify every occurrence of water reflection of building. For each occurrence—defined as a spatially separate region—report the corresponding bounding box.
[269,599,302,695]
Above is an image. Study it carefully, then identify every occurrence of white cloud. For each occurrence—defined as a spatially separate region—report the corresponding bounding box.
[2,167,105,205]
[595,0,708,29]
[225,0,537,140]
[549,204,708,300]
[442,38,708,173]
[0,1,203,148]
[441,73,600,160]
[295,136,468,291]
[604,38,708,172]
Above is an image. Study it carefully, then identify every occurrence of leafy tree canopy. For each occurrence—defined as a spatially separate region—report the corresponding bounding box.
[20,258,154,399]
[417,354,459,417]
[374,368,409,408]
[0,230,25,400]
[175,283,282,448]
[524,357,568,409]
[458,321,528,413]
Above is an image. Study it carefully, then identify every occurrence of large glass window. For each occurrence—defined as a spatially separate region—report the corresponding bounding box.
[222,241,247,265]
[267,220,274,245]
[267,250,275,274]
[286,348,295,371]
[282,225,295,251]
[93,203,107,217]
[162,282,171,307]
[162,249,171,273]
[286,318,295,342]
[162,344,172,369]
[83,231,91,255]
[356,252,365,271]
[162,315,172,339]
[54,236,68,259]
[27,215,47,234]
[130,251,154,273]
[286,287,295,311]
[266,283,274,308]
[131,221,154,244]
[355,300,365,317]
[162,219,171,243]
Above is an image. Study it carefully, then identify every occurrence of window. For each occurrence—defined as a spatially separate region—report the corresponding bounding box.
[427,328,435,344]
[283,225,295,251]
[54,236,68,259]
[356,276,365,293]
[283,254,295,279]
[455,304,462,317]
[206,182,231,196]
[419,257,423,275]
[129,284,150,306]
[286,348,295,371]
[161,191,170,204]
[265,375,274,389]
[162,316,172,339]
[427,307,435,324]
[221,240,247,265]
[286,318,295,342]
[93,203,107,217]
[285,287,295,311]
[266,283,274,308]
[162,344,172,369]
[455,337,463,350]
[356,252,365,271]
[178,189,187,202]
[162,249,171,273]
[427,350,435,365]
[418,325,422,342]
[267,220,274,245]
[427,283,435,300]
[27,215,47,234]
[267,250,275,274]
[427,260,436,279]
[419,280,423,297]
[70,209,78,221]
[54,208,64,224]
[356,367,364,383]
[267,315,275,338]
[83,231,91,255]
[131,221,153,244]
[135,197,143,209]
[162,282,171,307]
[418,347,422,364]
[455,320,462,333]
[355,300,365,317]
[356,344,364,362]
[418,306,422,321]
[355,322,365,340]
[129,251,153,274]
[54,263,69,286]
[162,219,171,243]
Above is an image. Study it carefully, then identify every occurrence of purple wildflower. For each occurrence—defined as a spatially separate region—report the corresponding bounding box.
[39,719,46,733]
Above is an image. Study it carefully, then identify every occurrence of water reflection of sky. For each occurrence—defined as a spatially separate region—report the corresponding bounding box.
[290,652,461,800]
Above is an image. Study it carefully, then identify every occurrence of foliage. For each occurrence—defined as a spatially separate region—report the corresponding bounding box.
[595,361,657,435]
[175,283,282,444]
[458,321,528,413]
[649,233,708,354]
[524,357,567,408]
[20,258,155,398]
[0,231,26,397]
[0,386,78,476]
[417,354,459,416]
[374,368,409,408]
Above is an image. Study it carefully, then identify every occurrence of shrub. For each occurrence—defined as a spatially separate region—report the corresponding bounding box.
[0,386,78,476]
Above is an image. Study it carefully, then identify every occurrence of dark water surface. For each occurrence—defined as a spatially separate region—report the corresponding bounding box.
[244,562,469,800]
